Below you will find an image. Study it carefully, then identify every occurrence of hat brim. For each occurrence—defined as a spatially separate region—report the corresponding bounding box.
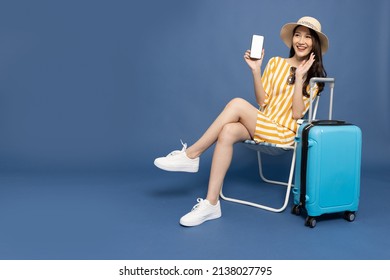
[280,22,329,54]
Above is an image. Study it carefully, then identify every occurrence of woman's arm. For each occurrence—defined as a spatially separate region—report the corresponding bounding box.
[244,49,267,106]
[292,53,315,119]
[292,77,306,119]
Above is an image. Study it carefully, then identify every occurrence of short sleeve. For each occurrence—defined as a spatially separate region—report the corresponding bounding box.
[260,57,276,108]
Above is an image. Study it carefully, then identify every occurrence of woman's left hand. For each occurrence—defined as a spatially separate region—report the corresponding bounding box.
[295,52,315,82]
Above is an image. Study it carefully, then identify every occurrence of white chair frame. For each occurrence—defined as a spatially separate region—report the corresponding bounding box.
[220,77,335,212]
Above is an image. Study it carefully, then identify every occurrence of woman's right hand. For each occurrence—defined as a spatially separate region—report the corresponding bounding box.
[244,49,264,72]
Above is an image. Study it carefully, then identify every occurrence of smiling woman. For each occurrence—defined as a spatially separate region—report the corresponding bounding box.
[282,17,328,101]
[154,16,329,227]
[293,27,314,57]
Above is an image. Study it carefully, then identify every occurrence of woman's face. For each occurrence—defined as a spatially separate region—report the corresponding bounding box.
[292,26,313,59]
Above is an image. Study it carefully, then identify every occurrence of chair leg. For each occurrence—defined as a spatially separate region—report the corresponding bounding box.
[257,150,294,187]
[220,144,297,212]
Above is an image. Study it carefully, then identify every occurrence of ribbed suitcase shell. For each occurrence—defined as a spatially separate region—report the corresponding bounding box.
[293,122,362,219]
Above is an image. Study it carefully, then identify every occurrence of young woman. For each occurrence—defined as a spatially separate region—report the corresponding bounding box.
[154,16,328,227]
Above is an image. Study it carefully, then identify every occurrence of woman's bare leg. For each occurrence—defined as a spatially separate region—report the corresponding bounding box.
[206,122,252,205]
[186,98,258,158]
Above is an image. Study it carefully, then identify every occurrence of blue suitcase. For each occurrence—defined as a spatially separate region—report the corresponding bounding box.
[292,120,362,227]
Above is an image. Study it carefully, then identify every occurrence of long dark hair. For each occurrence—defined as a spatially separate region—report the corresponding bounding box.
[289,26,327,97]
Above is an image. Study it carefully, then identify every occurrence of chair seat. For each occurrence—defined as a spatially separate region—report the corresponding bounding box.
[243,140,294,155]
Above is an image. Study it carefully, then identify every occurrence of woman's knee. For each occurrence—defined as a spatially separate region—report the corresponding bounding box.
[224,98,255,119]
[225,97,248,111]
[218,123,246,144]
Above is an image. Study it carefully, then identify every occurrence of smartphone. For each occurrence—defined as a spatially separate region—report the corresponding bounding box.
[250,35,264,59]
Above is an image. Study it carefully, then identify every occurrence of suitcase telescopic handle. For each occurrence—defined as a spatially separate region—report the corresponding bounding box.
[309,77,335,121]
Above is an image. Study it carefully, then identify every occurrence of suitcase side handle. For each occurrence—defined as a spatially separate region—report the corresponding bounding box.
[309,77,335,121]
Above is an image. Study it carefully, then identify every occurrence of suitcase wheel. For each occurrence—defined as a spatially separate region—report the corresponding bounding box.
[291,205,301,216]
[305,216,317,228]
[343,211,356,222]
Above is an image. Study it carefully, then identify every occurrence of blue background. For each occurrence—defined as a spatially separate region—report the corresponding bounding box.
[1,0,389,173]
[0,0,389,260]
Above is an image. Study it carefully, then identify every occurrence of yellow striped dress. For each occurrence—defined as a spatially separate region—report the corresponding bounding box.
[254,56,318,145]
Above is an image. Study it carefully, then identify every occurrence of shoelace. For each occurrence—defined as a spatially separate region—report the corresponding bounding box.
[191,198,204,211]
[167,140,187,157]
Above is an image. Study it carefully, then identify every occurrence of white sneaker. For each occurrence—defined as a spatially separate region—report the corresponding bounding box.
[180,198,222,227]
[154,140,199,173]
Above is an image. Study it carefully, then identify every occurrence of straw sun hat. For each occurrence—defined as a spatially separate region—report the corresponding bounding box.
[280,16,329,54]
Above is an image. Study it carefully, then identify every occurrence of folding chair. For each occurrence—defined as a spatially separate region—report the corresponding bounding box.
[220,77,335,212]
